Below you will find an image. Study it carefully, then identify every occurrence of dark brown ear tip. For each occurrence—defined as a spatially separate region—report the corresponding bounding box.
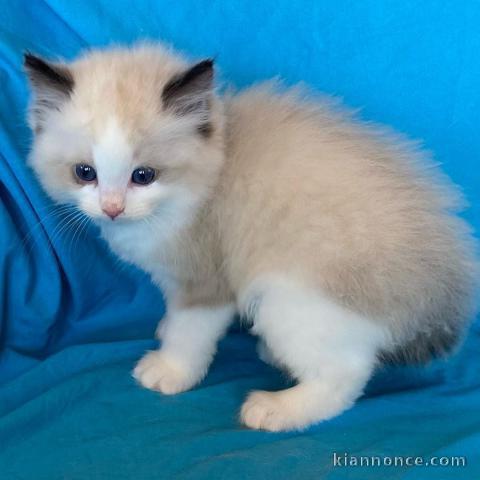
[23,52,74,94]
[23,52,58,78]
[23,51,41,68]
[191,58,215,76]
[201,58,214,69]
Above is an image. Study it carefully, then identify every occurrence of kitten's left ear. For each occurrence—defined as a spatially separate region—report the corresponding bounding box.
[162,59,214,135]
[23,53,74,131]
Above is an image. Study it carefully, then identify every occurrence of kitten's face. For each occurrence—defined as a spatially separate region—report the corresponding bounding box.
[25,46,224,228]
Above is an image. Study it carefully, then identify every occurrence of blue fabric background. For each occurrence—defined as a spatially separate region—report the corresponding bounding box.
[0,1,479,479]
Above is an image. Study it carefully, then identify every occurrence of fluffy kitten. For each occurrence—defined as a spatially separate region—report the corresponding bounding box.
[25,44,477,431]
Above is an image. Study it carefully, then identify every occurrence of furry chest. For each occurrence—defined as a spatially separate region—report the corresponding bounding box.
[101,222,162,275]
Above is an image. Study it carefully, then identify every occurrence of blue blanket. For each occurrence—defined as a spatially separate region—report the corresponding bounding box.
[1,1,479,478]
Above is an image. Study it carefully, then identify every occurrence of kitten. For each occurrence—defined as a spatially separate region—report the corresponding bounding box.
[25,44,477,431]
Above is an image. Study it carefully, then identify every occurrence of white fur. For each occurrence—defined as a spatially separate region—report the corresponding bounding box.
[94,119,133,188]
[239,276,389,431]
[133,304,234,394]
[92,118,131,214]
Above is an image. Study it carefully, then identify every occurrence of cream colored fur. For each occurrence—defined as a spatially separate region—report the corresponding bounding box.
[26,44,477,431]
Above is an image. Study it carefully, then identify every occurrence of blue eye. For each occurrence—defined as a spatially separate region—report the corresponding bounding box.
[75,164,97,182]
[132,167,156,185]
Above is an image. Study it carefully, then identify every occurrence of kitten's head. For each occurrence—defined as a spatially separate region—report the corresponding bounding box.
[25,45,224,228]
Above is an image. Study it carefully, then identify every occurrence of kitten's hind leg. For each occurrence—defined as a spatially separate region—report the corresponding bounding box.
[133,304,234,394]
[239,277,388,431]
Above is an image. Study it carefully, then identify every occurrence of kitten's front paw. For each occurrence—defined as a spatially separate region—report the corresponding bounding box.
[133,351,194,395]
[241,390,299,432]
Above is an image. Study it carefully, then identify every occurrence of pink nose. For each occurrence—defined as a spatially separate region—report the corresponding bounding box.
[102,206,125,220]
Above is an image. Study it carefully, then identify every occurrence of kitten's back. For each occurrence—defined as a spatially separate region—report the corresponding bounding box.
[218,84,477,362]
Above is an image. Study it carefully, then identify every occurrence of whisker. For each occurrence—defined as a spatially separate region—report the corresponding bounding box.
[22,205,79,256]
[70,213,91,260]
[49,211,85,251]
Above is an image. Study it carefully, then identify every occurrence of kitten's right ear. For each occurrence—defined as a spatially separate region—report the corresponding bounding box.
[23,53,74,131]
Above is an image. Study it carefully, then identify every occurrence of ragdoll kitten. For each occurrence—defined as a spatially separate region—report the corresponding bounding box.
[24,44,477,431]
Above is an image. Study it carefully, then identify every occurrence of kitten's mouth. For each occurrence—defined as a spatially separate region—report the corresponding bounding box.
[95,211,149,225]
